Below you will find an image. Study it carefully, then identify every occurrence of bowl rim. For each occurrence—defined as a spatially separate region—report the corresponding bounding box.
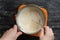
[15,4,48,36]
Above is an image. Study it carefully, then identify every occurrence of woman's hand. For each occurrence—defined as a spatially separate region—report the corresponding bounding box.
[40,26,54,40]
[0,25,54,40]
[0,25,22,40]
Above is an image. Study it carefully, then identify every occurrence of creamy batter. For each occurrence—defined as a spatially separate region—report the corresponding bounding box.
[16,7,43,34]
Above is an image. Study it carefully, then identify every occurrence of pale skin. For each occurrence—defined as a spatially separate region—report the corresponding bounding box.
[0,25,22,40]
[0,25,54,40]
[40,26,54,40]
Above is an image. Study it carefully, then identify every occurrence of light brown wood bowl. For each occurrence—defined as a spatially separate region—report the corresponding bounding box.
[15,4,48,37]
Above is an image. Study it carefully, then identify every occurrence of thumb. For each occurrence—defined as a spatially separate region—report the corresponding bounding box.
[40,28,44,38]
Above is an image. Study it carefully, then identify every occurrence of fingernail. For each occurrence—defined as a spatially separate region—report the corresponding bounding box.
[14,25,17,27]
[13,25,17,30]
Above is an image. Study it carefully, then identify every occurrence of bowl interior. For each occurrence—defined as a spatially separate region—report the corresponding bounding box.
[16,4,46,34]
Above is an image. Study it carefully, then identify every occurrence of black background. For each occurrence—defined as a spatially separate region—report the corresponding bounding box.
[0,0,60,40]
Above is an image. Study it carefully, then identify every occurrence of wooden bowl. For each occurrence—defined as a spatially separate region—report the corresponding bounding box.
[15,4,48,37]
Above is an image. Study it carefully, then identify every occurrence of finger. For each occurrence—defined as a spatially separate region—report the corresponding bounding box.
[5,25,17,33]
[13,25,18,33]
[40,28,44,37]
[44,26,54,36]
[7,25,17,33]
[13,25,22,38]
[7,25,18,35]
[16,32,22,38]
[44,26,50,34]
[49,28,54,36]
